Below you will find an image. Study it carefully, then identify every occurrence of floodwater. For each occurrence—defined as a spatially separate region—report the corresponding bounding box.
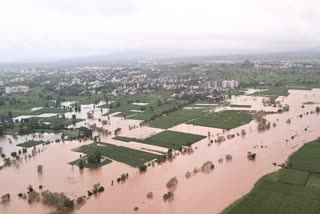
[1,89,320,214]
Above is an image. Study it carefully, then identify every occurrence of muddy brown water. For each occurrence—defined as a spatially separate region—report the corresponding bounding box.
[1,89,320,213]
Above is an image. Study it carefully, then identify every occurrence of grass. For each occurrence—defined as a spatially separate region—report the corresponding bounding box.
[36,117,84,127]
[143,131,206,149]
[73,142,161,167]
[229,104,252,108]
[29,108,68,115]
[101,92,170,117]
[223,139,320,214]
[17,140,45,148]
[252,85,319,101]
[287,141,320,173]
[278,169,309,186]
[112,136,143,143]
[69,156,112,169]
[306,174,320,189]
[0,94,56,117]
[100,92,188,122]
[187,110,254,130]
[115,130,206,150]
[62,129,82,137]
[130,100,188,121]
[149,109,206,129]
[303,102,319,105]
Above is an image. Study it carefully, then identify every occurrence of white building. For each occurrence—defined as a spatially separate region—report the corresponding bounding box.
[221,80,240,89]
[5,86,30,94]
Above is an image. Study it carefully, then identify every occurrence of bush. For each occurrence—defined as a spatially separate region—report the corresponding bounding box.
[138,164,147,172]
[79,160,84,169]
[98,186,105,192]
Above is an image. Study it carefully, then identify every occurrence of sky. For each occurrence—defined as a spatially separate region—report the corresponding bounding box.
[0,0,319,63]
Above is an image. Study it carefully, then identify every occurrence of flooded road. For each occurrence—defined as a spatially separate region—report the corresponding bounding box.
[1,89,320,213]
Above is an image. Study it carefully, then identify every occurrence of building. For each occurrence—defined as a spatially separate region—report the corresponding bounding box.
[221,80,240,89]
[5,86,30,94]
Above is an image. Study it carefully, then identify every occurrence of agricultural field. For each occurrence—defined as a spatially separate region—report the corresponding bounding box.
[252,84,320,102]
[72,142,161,167]
[115,130,206,150]
[17,140,45,148]
[143,130,206,149]
[224,140,320,214]
[187,110,254,130]
[69,156,112,169]
[35,117,84,127]
[287,140,320,173]
[100,92,189,121]
[0,93,56,118]
[229,104,252,108]
[100,92,170,116]
[29,108,68,115]
[149,109,207,129]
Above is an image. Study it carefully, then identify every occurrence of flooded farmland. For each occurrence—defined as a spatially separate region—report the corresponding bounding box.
[1,89,320,214]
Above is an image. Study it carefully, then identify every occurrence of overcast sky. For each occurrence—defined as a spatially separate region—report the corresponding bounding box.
[0,0,319,62]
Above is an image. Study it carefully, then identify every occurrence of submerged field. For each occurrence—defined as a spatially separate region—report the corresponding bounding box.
[72,142,161,167]
[224,140,320,214]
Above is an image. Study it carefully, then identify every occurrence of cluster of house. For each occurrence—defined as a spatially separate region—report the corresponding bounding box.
[5,86,30,94]
[202,80,240,89]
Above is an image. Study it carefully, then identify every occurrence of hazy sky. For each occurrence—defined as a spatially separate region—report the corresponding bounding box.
[0,0,319,62]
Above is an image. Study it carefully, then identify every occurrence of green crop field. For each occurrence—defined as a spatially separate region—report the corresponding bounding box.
[35,117,84,127]
[100,92,171,117]
[100,92,189,122]
[0,94,56,118]
[143,130,206,149]
[17,140,45,148]
[149,109,206,129]
[29,107,68,115]
[278,169,309,186]
[69,156,112,169]
[114,130,206,149]
[252,84,320,102]
[72,142,161,167]
[186,110,254,130]
[129,99,188,121]
[288,141,320,173]
[306,174,320,189]
[223,140,320,214]
[229,104,252,108]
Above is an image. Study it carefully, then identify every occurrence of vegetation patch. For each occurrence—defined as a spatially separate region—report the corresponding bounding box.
[17,140,45,148]
[29,107,68,115]
[187,110,254,130]
[149,109,205,129]
[306,174,320,189]
[73,142,161,167]
[278,168,309,186]
[143,130,206,149]
[69,156,112,169]
[114,130,205,149]
[223,140,320,214]
[229,104,251,108]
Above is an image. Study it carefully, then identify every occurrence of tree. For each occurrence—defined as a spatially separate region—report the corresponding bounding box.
[0,126,4,136]
[140,106,146,111]
[8,111,13,119]
[138,164,147,172]
[79,160,84,169]
[87,150,102,165]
